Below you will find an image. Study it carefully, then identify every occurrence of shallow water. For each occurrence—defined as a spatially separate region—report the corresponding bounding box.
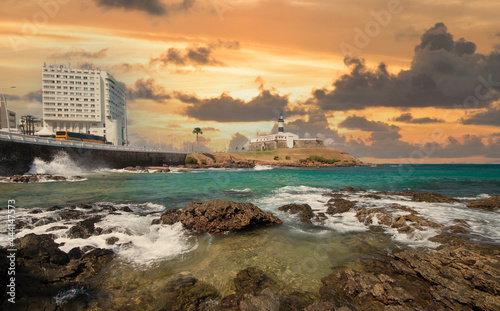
[1,155,499,309]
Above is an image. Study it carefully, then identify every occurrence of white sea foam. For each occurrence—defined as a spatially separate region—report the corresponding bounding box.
[0,202,196,266]
[28,152,85,176]
[253,185,500,247]
[227,188,251,193]
[254,165,273,171]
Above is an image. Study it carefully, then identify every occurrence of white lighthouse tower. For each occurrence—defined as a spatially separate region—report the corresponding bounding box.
[278,114,284,133]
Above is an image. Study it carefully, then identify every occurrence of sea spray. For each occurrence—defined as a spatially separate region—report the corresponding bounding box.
[28,152,85,176]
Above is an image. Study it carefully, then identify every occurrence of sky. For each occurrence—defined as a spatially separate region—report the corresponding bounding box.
[1,0,500,163]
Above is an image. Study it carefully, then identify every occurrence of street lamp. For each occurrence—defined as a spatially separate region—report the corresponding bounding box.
[1,85,16,132]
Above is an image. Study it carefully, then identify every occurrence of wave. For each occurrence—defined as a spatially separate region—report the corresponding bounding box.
[28,152,85,176]
[254,165,273,171]
[0,202,196,267]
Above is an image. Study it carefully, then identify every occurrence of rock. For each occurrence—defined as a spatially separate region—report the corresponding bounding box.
[406,191,458,203]
[46,225,68,232]
[67,247,83,260]
[326,199,357,215]
[17,233,69,265]
[319,244,500,311]
[154,199,282,234]
[152,209,182,225]
[468,196,500,211]
[239,288,281,311]
[67,216,103,239]
[339,187,366,192]
[278,203,314,224]
[160,276,220,311]
[106,236,119,245]
[234,267,279,295]
[304,301,335,311]
[120,206,133,213]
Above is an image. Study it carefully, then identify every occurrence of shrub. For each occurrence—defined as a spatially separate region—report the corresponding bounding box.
[306,155,340,164]
[285,156,291,160]
[343,160,349,163]
[185,156,198,164]
[201,159,207,165]
[274,156,280,160]
[299,158,307,163]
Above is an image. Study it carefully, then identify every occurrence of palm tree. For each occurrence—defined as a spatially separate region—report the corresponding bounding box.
[192,127,203,152]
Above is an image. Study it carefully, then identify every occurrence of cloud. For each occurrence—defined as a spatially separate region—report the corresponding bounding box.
[150,41,240,68]
[395,26,420,42]
[50,48,108,60]
[127,78,171,102]
[228,132,249,151]
[3,90,42,103]
[339,115,399,132]
[391,112,444,124]
[94,0,195,16]
[461,107,500,126]
[175,88,294,122]
[201,127,220,132]
[314,23,500,111]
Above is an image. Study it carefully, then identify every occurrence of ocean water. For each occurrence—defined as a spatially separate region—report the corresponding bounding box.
[1,155,499,308]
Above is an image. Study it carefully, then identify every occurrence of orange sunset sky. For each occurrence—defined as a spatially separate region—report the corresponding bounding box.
[1,0,500,163]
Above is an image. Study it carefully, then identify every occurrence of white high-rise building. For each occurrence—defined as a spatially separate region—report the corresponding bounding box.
[41,63,128,145]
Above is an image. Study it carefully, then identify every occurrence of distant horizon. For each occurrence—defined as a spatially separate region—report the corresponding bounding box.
[1,1,499,163]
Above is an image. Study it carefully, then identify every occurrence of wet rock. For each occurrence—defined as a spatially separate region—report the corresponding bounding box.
[152,209,182,225]
[0,174,84,183]
[234,267,279,295]
[154,199,282,234]
[106,236,119,245]
[46,225,68,232]
[160,276,220,311]
[468,196,500,211]
[67,216,103,239]
[120,206,133,213]
[67,247,83,260]
[304,301,336,311]
[405,191,458,203]
[326,199,357,215]
[339,187,366,192]
[319,244,500,311]
[17,234,69,265]
[239,288,281,311]
[278,203,314,224]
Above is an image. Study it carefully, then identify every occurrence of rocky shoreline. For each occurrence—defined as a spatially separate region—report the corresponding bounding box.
[1,190,498,310]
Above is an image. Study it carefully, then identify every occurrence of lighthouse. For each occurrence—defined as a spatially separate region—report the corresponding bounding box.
[277,114,284,133]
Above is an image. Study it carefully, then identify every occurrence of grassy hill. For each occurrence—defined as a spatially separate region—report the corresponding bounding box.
[187,147,363,166]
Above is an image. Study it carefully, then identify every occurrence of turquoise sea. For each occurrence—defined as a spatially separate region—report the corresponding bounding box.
[1,156,499,308]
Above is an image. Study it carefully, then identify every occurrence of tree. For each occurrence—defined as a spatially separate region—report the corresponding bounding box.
[192,127,203,152]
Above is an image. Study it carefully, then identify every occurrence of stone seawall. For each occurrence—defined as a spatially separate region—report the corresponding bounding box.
[0,139,187,176]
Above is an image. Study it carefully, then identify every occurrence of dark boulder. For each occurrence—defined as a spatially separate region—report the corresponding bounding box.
[339,187,366,192]
[160,276,220,311]
[154,199,282,234]
[67,216,103,239]
[278,203,314,224]
[326,199,357,215]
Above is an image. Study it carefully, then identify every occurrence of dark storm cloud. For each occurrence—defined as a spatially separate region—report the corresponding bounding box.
[339,115,399,132]
[392,113,444,124]
[127,78,171,102]
[50,48,108,60]
[175,89,293,122]
[151,46,222,67]
[94,0,195,16]
[228,133,249,151]
[461,108,500,126]
[150,41,240,68]
[315,23,500,111]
